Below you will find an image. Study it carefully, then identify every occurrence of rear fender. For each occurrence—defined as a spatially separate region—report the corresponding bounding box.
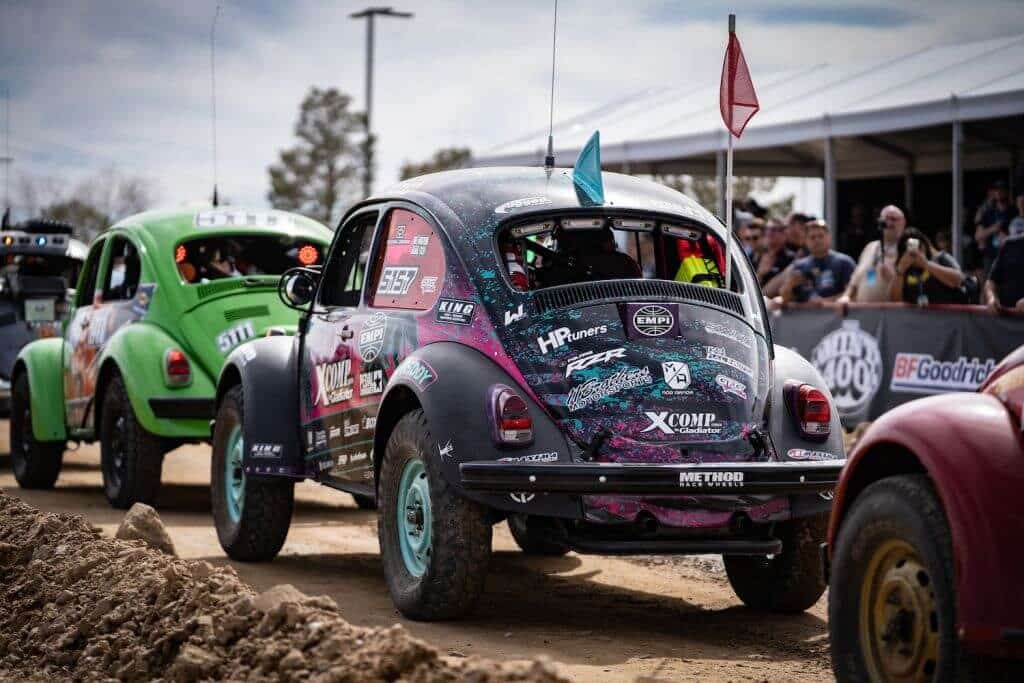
[829,393,1024,655]
[13,338,66,441]
[97,323,216,438]
[768,345,846,460]
[218,334,303,477]
[374,342,581,519]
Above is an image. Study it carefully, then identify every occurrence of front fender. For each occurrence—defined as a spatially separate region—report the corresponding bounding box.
[219,334,303,477]
[376,342,581,519]
[830,393,1024,655]
[99,322,216,438]
[14,338,66,441]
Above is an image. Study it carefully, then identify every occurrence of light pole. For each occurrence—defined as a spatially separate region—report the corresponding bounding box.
[350,6,413,198]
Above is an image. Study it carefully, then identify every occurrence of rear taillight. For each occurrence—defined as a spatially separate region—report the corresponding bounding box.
[164,348,192,387]
[490,385,534,446]
[785,381,831,441]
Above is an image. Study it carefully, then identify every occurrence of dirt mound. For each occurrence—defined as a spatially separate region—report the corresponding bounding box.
[0,491,565,682]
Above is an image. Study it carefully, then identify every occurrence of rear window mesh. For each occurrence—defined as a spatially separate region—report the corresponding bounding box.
[532,279,745,316]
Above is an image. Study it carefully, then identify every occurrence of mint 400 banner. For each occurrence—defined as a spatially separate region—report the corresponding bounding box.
[770,305,1024,427]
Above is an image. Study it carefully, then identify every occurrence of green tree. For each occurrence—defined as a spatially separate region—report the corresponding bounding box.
[400,147,472,180]
[655,174,794,218]
[268,87,365,226]
[41,199,109,241]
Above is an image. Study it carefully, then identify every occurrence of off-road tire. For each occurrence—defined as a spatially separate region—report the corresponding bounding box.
[352,493,376,510]
[508,515,570,556]
[724,514,828,613]
[829,475,958,681]
[378,410,491,620]
[100,373,164,508]
[10,372,64,489]
[211,384,294,561]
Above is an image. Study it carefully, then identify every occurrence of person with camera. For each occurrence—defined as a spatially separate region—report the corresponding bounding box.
[779,220,855,304]
[840,204,906,303]
[974,180,1016,272]
[888,228,966,305]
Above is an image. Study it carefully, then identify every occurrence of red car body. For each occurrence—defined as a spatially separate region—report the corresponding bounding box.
[827,345,1024,659]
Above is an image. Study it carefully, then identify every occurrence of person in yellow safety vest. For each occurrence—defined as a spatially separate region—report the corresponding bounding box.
[674,236,725,287]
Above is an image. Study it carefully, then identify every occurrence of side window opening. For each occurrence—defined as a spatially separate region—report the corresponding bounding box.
[74,240,105,307]
[320,212,378,308]
[369,208,446,311]
[101,237,141,302]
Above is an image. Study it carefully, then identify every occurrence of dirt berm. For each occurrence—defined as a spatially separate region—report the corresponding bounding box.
[0,491,565,682]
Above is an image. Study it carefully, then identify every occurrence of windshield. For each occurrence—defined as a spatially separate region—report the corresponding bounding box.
[175,234,323,283]
[497,215,766,335]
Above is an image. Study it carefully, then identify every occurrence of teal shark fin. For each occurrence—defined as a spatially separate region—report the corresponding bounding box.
[572,131,604,206]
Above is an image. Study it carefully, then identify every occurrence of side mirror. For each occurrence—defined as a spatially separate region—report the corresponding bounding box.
[278,267,319,311]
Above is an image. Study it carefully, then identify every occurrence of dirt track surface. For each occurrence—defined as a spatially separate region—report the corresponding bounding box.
[0,423,834,681]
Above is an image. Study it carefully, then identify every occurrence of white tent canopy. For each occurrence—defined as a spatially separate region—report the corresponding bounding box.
[474,33,1024,260]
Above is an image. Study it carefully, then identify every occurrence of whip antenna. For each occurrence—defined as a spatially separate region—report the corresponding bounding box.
[210,3,221,206]
[544,0,558,168]
[2,83,10,223]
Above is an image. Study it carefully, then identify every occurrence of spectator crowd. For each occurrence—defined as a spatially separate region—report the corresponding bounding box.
[734,179,1024,313]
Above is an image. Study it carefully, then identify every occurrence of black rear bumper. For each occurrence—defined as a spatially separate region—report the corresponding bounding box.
[459,459,844,496]
[149,397,215,420]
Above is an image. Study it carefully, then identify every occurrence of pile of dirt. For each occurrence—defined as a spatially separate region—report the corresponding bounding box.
[0,491,564,682]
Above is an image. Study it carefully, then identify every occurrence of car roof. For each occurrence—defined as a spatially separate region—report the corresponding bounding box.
[371,166,724,239]
[107,206,332,251]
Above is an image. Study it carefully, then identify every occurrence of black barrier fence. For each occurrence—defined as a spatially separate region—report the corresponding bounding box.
[769,304,1024,427]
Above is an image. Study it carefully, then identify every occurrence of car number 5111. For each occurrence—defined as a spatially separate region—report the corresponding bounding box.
[217,321,256,354]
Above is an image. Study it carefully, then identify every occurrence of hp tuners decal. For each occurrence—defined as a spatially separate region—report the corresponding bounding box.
[393,358,437,390]
[565,348,626,377]
[678,471,744,488]
[566,366,653,412]
[811,319,882,424]
[642,411,722,436]
[890,353,995,394]
[359,313,387,362]
[314,359,353,406]
[536,325,608,354]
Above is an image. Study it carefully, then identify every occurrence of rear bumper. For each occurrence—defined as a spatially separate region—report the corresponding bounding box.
[149,397,215,420]
[459,459,845,496]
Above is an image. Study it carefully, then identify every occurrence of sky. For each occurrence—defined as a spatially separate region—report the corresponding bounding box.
[2,0,1022,222]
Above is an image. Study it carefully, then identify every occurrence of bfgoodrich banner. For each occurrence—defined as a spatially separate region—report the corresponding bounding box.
[771,306,1024,427]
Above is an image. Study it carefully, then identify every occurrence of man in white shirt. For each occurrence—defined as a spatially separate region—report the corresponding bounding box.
[840,205,906,303]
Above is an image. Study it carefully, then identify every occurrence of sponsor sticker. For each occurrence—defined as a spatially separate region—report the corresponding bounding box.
[704,321,753,349]
[217,320,256,354]
[494,196,551,214]
[238,344,257,366]
[439,439,454,460]
[314,359,354,406]
[344,420,359,437]
[419,276,438,294]
[566,366,653,412]
[349,451,369,464]
[632,304,675,337]
[642,411,722,436]
[661,362,691,390]
[498,451,559,464]
[195,209,294,229]
[358,313,387,362]
[787,448,835,461]
[705,346,753,377]
[716,374,748,400]
[359,369,384,396]
[678,471,744,488]
[328,425,341,440]
[336,453,349,466]
[509,492,536,503]
[536,324,608,354]
[251,443,282,459]
[317,458,334,472]
[810,319,882,423]
[376,265,419,296]
[435,298,475,325]
[410,234,430,256]
[362,416,377,430]
[504,304,526,326]
[565,347,626,377]
[393,358,437,390]
[315,430,327,449]
[890,353,995,394]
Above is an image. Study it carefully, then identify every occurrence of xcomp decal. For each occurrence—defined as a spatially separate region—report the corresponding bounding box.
[566,366,653,412]
[435,298,475,325]
[393,358,437,390]
[537,325,608,354]
[217,320,256,354]
[678,471,744,488]
[642,411,722,436]
[632,305,675,337]
[359,313,388,362]
[314,359,354,406]
[890,353,995,394]
[566,348,626,377]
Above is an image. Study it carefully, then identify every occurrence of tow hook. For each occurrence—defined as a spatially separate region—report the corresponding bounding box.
[584,427,612,462]
[746,428,769,458]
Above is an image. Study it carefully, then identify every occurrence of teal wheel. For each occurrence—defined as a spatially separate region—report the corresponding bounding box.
[396,459,432,577]
[224,424,246,523]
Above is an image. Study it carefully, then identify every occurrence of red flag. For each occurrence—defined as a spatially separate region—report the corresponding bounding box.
[719,31,759,138]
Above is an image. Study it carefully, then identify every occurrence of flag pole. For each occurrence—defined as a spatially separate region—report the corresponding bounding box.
[724,13,736,291]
